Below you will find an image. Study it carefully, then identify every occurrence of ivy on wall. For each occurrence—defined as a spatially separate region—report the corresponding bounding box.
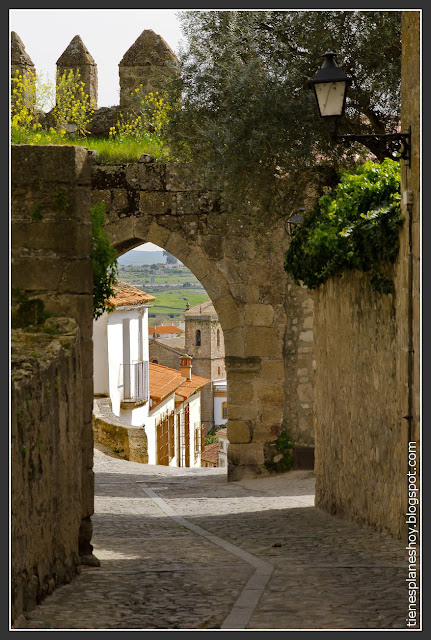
[284,158,403,294]
[91,203,118,319]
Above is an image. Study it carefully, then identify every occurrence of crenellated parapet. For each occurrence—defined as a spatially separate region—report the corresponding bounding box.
[118,29,180,110]
[56,34,98,109]
[11,29,180,136]
[11,31,36,108]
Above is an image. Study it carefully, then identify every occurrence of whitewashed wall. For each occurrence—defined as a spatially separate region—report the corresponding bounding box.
[93,313,109,395]
[94,305,151,426]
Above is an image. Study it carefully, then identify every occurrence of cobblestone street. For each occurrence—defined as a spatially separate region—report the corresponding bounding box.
[15,443,414,631]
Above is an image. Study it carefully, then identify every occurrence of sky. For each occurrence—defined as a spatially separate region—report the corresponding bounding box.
[9,8,185,108]
[9,8,188,252]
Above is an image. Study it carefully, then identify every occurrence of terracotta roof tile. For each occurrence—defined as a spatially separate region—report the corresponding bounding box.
[201,441,219,465]
[149,325,184,335]
[109,280,155,307]
[149,362,210,403]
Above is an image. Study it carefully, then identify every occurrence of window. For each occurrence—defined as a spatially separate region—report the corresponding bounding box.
[196,329,201,346]
[217,328,220,347]
[222,402,227,420]
[151,359,158,364]
[218,366,221,376]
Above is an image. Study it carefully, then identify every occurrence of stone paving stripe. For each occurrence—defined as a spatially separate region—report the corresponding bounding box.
[141,483,274,629]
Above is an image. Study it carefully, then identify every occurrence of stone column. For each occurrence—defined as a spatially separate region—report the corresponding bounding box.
[11,144,96,561]
[56,35,98,109]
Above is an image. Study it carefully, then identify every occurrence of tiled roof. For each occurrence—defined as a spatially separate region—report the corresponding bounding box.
[201,442,219,465]
[110,280,155,307]
[175,374,211,400]
[185,299,217,317]
[149,325,184,335]
[217,427,228,438]
[149,362,210,404]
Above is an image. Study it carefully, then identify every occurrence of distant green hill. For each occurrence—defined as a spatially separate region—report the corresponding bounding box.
[117,250,165,266]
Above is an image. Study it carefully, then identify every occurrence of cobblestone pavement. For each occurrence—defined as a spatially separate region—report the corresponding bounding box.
[15,443,416,631]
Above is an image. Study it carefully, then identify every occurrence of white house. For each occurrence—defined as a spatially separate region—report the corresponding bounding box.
[93,280,155,426]
[145,357,209,467]
[93,281,209,467]
[213,378,227,427]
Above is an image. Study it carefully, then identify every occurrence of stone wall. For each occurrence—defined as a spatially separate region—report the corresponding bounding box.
[149,338,183,369]
[93,398,149,463]
[11,146,96,602]
[313,271,405,537]
[11,319,83,625]
[313,12,420,539]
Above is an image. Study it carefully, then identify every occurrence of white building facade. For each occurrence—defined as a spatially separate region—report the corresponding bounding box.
[93,281,155,426]
[213,378,227,427]
[93,282,209,467]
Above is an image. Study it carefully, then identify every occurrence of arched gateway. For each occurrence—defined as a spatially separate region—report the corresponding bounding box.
[11,144,315,619]
[91,158,316,480]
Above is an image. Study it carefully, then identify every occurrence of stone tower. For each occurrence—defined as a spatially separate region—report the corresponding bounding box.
[56,35,98,108]
[11,32,36,108]
[118,29,180,110]
[184,300,226,433]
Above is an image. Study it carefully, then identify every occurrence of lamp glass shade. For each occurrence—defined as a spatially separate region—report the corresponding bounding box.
[314,81,347,117]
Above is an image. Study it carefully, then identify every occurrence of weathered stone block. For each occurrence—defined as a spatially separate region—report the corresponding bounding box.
[200,271,229,303]
[222,327,246,358]
[214,295,243,331]
[227,442,265,466]
[245,326,282,357]
[199,234,225,261]
[165,162,205,191]
[259,383,285,405]
[227,421,252,443]
[227,379,255,405]
[244,303,275,327]
[299,330,313,343]
[139,191,174,216]
[251,423,281,443]
[261,404,284,425]
[184,246,212,282]
[126,163,165,191]
[12,145,91,186]
[227,403,258,421]
[260,359,285,380]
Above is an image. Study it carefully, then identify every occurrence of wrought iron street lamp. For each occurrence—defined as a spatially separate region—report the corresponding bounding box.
[309,51,350,117]
[309,51,411,165]
[285,208,305,237]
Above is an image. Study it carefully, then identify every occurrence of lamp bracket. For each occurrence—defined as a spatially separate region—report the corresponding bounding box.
[336,126,411,166]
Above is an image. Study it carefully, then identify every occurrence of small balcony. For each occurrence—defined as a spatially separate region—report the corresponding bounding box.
[120,361,148,410]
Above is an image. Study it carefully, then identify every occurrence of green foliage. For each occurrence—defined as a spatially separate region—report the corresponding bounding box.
[11,69,93,143]
[166,10,401,218]
[11,70,174,162]
[11,70,53,143]
[91,203,118,319]
[204,424,225,446]
[283,158,403,293]
[106,90,176,161]
[265,429,294,473]
[52,69,94,136]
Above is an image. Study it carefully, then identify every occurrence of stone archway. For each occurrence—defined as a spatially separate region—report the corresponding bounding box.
[91,159,316,480]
